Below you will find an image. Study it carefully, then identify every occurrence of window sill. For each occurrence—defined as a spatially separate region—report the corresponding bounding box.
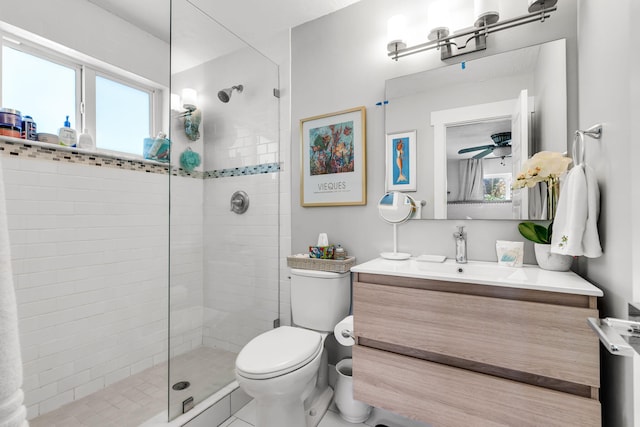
[0,135,168,166]
[0,135,175,176]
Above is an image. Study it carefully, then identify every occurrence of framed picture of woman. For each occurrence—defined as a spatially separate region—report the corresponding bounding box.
[386,130,416,191]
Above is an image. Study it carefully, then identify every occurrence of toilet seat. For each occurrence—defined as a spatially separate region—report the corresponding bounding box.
[236,326,323,380]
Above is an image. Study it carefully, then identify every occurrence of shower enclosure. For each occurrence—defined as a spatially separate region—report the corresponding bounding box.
[168,0,280,421]
[2,1,279,425]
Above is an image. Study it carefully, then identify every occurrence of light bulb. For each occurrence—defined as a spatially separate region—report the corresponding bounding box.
[474,0,500,27]
[181,88,198,111]
[387,15,407,51]
[427,1,450,40]
[170,93,181,111]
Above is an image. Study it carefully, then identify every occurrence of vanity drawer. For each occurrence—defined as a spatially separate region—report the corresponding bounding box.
[353,345,601,427]
[354,281,600,390]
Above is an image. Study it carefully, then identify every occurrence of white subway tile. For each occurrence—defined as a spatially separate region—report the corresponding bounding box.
[38,390,74,414]
[57,370,91,393]
[24,383,57,406]
[38,363,75,389]
[104,366,131,386]
[74,377,104,400]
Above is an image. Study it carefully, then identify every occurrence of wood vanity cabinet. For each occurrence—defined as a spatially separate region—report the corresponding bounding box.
[352,272,601,427]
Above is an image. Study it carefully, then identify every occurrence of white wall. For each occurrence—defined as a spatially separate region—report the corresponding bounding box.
[1,155,177,419]
[291,0,578,265]
[577,0,637,425]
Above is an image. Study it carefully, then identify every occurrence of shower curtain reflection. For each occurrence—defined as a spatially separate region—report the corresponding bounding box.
[458,159,485,201]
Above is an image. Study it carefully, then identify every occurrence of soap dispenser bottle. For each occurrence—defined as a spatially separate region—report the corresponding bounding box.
[58,116,77,147]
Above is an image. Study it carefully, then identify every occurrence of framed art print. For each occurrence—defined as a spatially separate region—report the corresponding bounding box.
[386,130,416,191]
[300,106,366,206]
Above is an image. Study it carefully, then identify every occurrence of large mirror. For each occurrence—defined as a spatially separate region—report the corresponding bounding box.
[385,39,567,220]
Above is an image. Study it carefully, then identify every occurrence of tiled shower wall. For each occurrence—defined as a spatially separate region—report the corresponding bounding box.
[174,42,282,352]
[1,149,202,419]
[202,173,280,352]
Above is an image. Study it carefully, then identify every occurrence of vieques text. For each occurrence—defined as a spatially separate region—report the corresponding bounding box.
[315,180,348,193]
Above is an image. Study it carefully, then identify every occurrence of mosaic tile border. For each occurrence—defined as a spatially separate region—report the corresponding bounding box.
[203,162,280,179]
[0,138,279,179]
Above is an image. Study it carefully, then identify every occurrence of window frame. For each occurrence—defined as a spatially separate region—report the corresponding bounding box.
[0,31,164,158]
[482,172,513,202]
[1,36,83,135]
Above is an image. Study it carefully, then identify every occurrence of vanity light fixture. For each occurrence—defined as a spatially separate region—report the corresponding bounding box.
[171,88,201,141]
[387,0,557,61]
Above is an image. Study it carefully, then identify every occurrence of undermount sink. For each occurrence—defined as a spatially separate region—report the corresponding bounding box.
[351,257,603,297]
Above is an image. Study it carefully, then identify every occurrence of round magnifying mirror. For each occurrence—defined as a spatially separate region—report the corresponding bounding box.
[378,192,416,261]
[378,191,416,224]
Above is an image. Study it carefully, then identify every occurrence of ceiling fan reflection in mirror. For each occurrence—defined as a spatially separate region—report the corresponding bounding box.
[458,131,512,159]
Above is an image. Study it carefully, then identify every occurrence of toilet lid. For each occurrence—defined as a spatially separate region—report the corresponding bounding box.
[236,326,323,379]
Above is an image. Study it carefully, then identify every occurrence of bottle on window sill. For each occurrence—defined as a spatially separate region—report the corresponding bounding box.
[78,128,95,151]
[58,115,77,147]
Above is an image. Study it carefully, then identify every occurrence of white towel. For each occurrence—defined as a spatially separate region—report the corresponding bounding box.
[550,164,602,257]
[0,159,28,427]
[0,391,27,427]
[582,164,603,258]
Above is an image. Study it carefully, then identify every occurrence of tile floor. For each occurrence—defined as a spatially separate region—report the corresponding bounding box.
[223,399,431,427]
[29,345,430,427]
[29,347,237,427]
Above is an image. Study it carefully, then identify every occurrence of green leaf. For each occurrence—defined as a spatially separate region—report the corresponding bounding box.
[518,222,551,244]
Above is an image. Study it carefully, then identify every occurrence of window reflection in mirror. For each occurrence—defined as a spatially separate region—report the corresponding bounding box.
[385,39,567,220]
[378,191,416,224]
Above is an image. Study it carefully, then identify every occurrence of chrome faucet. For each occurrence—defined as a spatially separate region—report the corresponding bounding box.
[453,226,467,264]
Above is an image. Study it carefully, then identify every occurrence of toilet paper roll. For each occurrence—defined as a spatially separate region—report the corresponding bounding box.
[334,315,355,346]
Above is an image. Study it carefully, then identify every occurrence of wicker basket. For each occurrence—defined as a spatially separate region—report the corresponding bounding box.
[287,256,356,273]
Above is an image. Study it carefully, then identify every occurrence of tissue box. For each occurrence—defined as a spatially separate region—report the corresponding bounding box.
[309,245,335,259]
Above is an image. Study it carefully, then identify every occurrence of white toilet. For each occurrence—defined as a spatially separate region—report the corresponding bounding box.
[235,268,351,427]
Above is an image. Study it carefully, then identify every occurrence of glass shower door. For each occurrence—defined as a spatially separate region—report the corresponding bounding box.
[168,0,280,420]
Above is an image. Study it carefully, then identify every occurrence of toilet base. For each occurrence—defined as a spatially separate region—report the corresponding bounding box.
[304,386,333,427]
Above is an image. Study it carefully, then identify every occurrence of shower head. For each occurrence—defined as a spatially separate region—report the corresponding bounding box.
[218,85,244,103]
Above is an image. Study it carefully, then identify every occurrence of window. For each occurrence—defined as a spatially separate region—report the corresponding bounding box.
[483,173,512,201]
[1,36,162,157]
[96,75,152,156]
[2,45,79,135]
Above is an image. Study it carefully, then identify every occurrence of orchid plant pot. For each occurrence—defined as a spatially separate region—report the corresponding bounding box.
[533,243,573,271]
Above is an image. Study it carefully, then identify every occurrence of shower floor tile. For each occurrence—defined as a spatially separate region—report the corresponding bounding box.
[29,347,238,427]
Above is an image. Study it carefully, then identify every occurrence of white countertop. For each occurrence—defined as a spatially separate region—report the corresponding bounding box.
[352,257,604,297]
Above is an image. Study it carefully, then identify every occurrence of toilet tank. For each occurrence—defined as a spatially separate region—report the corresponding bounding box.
[290,268,351,332]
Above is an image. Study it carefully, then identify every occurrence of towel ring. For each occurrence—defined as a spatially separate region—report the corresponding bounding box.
[573,124,603,166]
